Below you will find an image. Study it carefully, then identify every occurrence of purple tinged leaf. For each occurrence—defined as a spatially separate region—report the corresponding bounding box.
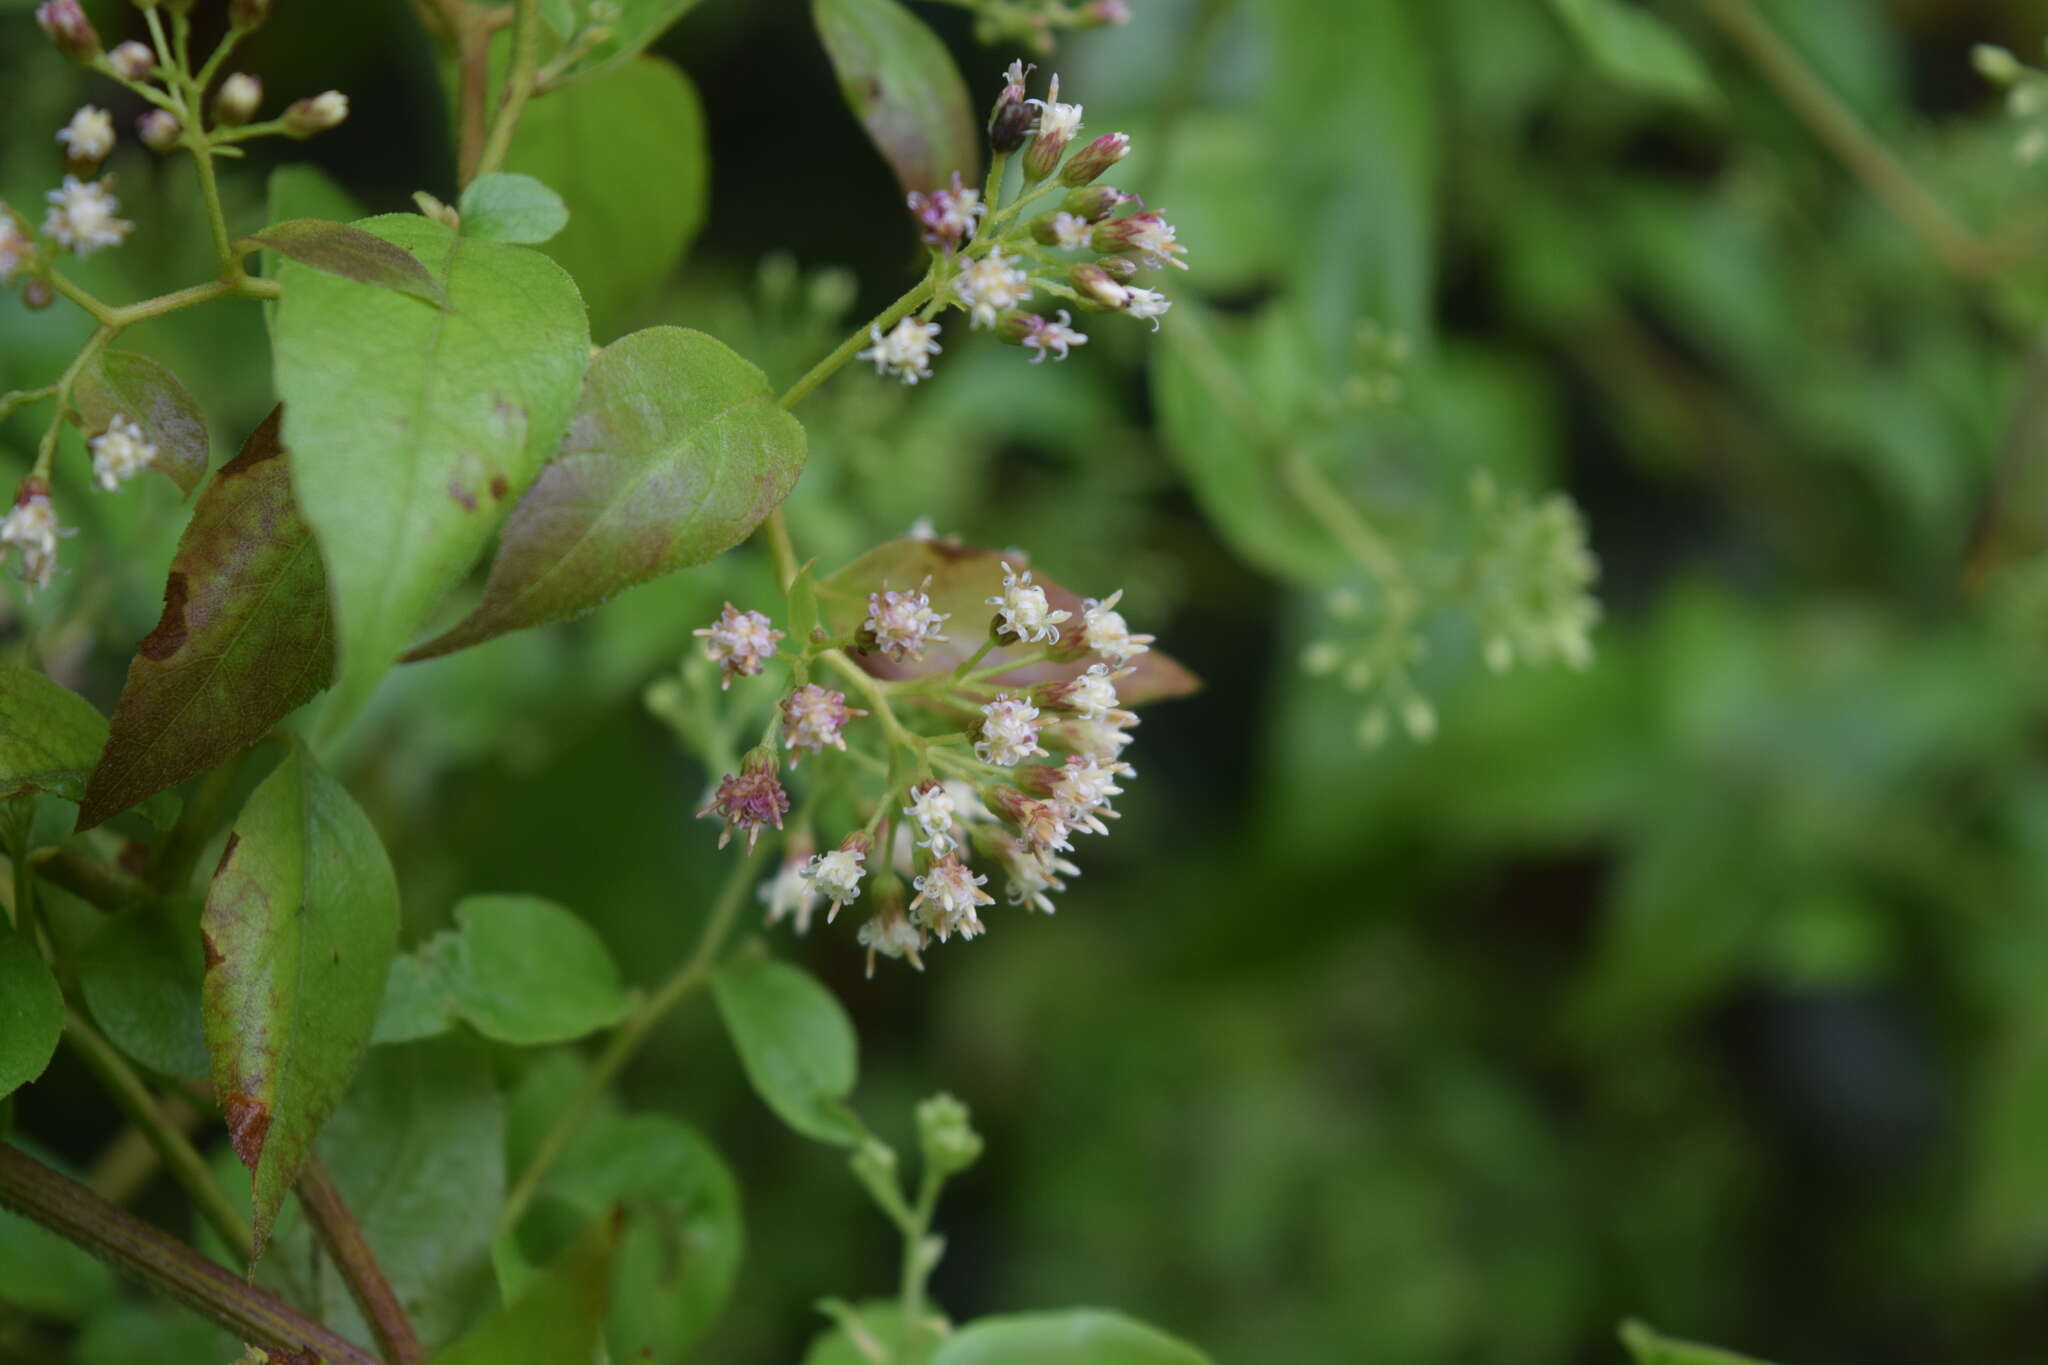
[70,350,210,495]
[78,408,334,832]
[240,219,450,309]
[405,326,805,661]
[813,0,980,199]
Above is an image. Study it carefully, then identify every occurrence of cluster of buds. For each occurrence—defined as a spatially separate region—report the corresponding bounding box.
[1465,474,1600,676]
[957,0,1128,55]
[857,61,1185,385]
[688,551,1161,976]
[1976,41,2048,164]
[0,481,72,597]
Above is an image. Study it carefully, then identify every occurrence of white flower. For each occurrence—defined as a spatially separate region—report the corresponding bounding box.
[693,602,783,687]
[1045,754,1129,836]
[1027,74,1084,143]
[1019,310,1087,364]
[803,845,868,920]
[858,316,943,385]
[904,779,960,855]
[215,73,262,125]
[88,415,156,492]
[107,40,154,82]
[43,175,131,256]
[1095,211,1188,271]
[0,213,28,284]
[56,106,115,165]
[1125,287,1171,331]
[1081,589,1153,664]
[1,490,67,596]
[760,854,823,935]
[1047,211,1093,249]
[1056,662,1133,725]
[1001,58,1031,93]
[994,786,1073,853]
[858,914,924,976]
[1062,716,1136,761]
[997,836,1079,914]
[987,560,1071,645]
[862,578,950,661]
[976,692,1046,766]
[954,247,1032,329]
[284,90,349,136]
[909,854,994,942]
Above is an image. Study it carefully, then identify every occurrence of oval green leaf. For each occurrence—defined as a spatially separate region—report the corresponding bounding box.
[1619,1320,1780,1365]
[71,350,209,495]
[0,936,62,1100]
[273,214,590,727]
[432,1214,616,1365]
[1546,0,1719,112]
[371,931,464,1046]
[804,1301,944,1365]
[450,895,631,1045]
[202,742,400,1255]
[814,0,979,199]
[79,408,334,831]
[77,898,209,1079]
[408,326,806,660]
[0,665,107,806]
[710,953,863,1145]
[243,218,451,309]
[931,1310,1214,1365]
[459,172,570,245]
[542,0,707,88]
[506,57,707,337]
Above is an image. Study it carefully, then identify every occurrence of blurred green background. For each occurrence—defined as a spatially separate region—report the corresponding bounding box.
[12,0,2048,1361]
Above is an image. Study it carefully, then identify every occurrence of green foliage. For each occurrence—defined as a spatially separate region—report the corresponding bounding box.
[447,894,632,1044]
[713,951,864,1145]
[0,936,62,1100]
[70,351,210,495]
[932,1310,1215,1365]
[432,1214,616,1365]
[814,0,981,197]
[243,219,452,310]
[1546,0,1720,110]
[1620,1320,1779,1365]
[459,172,570,245]
[76,897,209,1079]
[0,666,108,806]
[540,0,707,88]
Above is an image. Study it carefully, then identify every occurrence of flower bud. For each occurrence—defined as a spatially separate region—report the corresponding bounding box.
[916,1094,985,1176]
[1059,132,1129,187]
[283,90,349,138]
[22,280,54,311]
[214,73,262,126]
[695,747,790,852]
[107,40,154,82]
[1069,262,1128,310]
[1094,253,1139,280]
[137,110,181,153]
[1078,0,1129,23]
[1021,74,1081,183]
[988,58,1033,154]
[1975,43,2023,86]
[35,0,100,63]
[1061,184,1136,223]
[230,0,271,30]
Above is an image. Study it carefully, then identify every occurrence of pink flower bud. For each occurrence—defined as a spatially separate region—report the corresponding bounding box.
[215,73,262,126]
[137,110,181,153]
[1069,263,1129,311]
[988,58,1033,154]
[1061,184,1136,223]
[107,41,154,82]
[1059,132,1129,187]
[283,90,349,138]
[35,0,99,63]
[697,749,790,852]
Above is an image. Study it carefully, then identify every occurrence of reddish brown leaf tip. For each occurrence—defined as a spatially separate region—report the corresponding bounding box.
[224,1091,272,1171]
[213,831,240,882]
[138,572,191,661]
[220,404,286,477]
[201,929,225,971]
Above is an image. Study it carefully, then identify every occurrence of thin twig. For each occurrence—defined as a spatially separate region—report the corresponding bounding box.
[298,1159,427,1365]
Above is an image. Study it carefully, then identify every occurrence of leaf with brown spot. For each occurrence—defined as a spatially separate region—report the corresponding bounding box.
[202,742,398,1257]
[240,219,450,309]
[405,327,805,661]
[818,537,1201,707]
[71,350,211,495]
[78,408,335,832]
[813,0,979,199]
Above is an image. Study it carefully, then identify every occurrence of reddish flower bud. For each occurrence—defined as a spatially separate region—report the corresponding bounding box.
[697,749,790,852]
[1059,132,1129,187]
[36,0,100,63]
[283,90,349,138]
[1061,185,1136,223]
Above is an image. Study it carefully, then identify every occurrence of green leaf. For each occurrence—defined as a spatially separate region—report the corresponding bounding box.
[711,953,863,1145]
[407,327,807,660]
[1619,1320,1780,1365]
[70,350,210,495]
[931,1310,1214,1365]
[371,931,464,1045]
[75,1303,240,1365]
[0,665,106,806]
[818,538,1201,707]
[803,1301,944,1365]
[460,172,570,245]
[813,0,979,199]
[244,218,451,309]
[505,57,708,337]
[0,1201,116,1319]
[1547,0,1720,110]
[542,0,707,87]
[78,408,334,831]
[201,742,399,1254]
[274,214,590,726]
[0,937,62,1100]
[542,1113,743,1360]
[449,894,631,1045]
[77,897,209,1079]
[432,1214,617,1365]
[313,1034,505,1348]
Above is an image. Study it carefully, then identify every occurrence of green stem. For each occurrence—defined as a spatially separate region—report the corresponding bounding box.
[823,651,918,750]
[0,1145,379,1365]
[63,1013,255,1267]
[149,749,252,894]
[0,387,57,423]
[498,849,765,1234]
[898,1164,942,1323]
[190,26,245,99]
[32,327,113,481]
[778,276,940,411]
[472,0,543,183]
[298,1159,427,1365]
[186,142,237,275]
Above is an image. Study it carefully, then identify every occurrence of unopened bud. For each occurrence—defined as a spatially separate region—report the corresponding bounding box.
[1061,184,1135,223]
[214,73,262,126]
[1059,132,1129,187]
[1975,43,2023,86]
[1078,0,1129,23]
[229,0,271,30]
[137,110,181,153]
[916,1093,984,1176]
[1021,75,1082,183]
[22,280,54,311]
[1069,263,1128,310]
[1094,253,1139,280]
[989,73,1031,154]
[993,311,1035,346]
[283,90,348,138]
[36,0,100,63]
[107,41,154,82]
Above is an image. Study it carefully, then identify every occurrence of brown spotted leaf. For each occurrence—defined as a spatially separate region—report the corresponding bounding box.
[813,0,979,199]
[71,350,210,495]
[79,409,333,831]
[817,537,1200,707]
[405,326,805,661]
[240,219,450,309]
[202,741,397,1257]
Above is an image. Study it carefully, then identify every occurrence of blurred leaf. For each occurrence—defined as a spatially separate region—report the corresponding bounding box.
[1546,0,1718,111]
[77,896,209,1079]
[202,742,399,1254]
[71,350,209,494]
[449,894,631,1045]
[819,536,1201,704]
[0,1201,115,1319]
[542,0,706,86]
[79,408,333,831]
[75,1303,240,1365]
[371,931,465,1045]
[407,327,806,661]
[1619,1320,1779,1365]
[243,218,452,309]
[813,0,979,198]
[432,1214,616,1365]
[0,665,106,806]
[803,1301,942,1365]
[460,172,570,245]
[506,57,708,337]
[711,952,863,1145]
[274,214,590,726]
[931,1310,1214,1365]
[0,937,62,1100]
[1968,332,2048,585]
